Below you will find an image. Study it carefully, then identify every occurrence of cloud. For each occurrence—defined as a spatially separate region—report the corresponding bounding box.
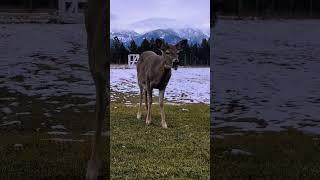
[111,13,117,20]
[111,0,209,33]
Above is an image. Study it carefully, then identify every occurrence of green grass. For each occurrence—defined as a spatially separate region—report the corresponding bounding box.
[111,103,210,179]
[212,128,320,179]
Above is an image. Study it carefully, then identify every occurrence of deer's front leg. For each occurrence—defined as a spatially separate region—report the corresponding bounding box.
[146,88,153,125]
[159,89,167,128]
[86,75,107,180]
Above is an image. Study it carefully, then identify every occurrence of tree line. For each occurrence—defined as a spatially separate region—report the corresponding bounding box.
[111,37,210,66]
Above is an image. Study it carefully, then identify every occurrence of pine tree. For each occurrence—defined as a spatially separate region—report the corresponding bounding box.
[119,42,129,64]
[128,40,138,54]
[111,36,121,64]
[138,38,151,53]
[199,39,210,66]
[190,43,199,66]
[178,40,190,66]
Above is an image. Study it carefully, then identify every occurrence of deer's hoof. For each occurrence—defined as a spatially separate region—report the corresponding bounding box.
[137,113,141,120]
[161,122,168,128]
[86,170,98,180]
[145,119,151,125]
[86,160,101,180]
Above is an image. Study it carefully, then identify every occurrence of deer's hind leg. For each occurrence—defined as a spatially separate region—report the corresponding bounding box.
[144,88,148,111]
[137,85,143,119]
[159,89,167,128]
[145,86,153,125]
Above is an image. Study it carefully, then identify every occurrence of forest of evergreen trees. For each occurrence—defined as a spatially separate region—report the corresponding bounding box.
[111,37,210,66]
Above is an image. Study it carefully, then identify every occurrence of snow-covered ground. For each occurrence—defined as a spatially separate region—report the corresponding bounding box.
[0,24,209,105]
[111,67,209,104]
[212,20,320,134]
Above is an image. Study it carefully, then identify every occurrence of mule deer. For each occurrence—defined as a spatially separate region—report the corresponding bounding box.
[136,39,187,128]
[85,0,109,179]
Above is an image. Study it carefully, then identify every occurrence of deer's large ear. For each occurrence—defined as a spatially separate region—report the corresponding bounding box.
[175,39,188,50]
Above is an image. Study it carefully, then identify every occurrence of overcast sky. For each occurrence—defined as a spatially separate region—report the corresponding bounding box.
[111,0,209,34]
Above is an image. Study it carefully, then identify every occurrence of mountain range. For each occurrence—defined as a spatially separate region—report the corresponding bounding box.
[110,28,209,47]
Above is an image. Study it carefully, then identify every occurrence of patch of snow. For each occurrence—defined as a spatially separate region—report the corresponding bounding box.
[9,102,19,106]
[41,138,85,142]
[44,113,51,117]
[230,149,252,156]
[1,121,21,126]
[82,131,109,136]
[14,144,23,150]
[51,124,66,130]
[47,131,69,135]
[1,107,12,114]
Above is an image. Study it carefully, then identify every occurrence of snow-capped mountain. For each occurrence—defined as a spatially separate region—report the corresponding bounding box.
[173,28,209,44]
[134,29,182,45]
[110,30,140,44]
[110,28,209,46]
[128,18,182,33]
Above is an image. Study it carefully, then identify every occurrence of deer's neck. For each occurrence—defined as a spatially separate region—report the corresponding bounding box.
[161,54,172,70]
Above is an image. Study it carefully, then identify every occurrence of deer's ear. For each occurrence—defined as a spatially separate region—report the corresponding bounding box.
[176,39,188,50]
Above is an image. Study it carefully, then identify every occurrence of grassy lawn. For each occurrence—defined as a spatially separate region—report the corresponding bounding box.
[212,128,320,179]
[111,103,210,179]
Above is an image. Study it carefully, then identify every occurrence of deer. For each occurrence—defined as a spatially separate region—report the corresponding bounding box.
[136,39,187,128]
[84,0,109,179]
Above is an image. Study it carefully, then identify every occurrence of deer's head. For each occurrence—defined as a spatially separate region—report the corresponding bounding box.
[156,39,188,70]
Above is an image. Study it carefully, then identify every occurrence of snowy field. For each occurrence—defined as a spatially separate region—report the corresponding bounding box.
[212,20,320,134]
[0,24,209,124]
[111,67,209,104]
